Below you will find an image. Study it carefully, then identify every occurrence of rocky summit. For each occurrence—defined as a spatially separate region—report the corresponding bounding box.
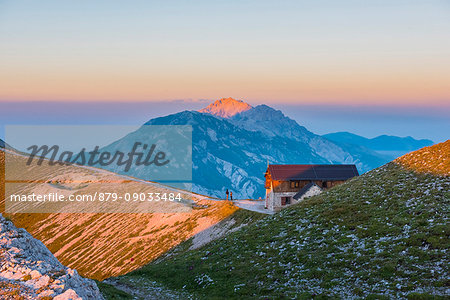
[199,97,253,118]
[0,214,104,299]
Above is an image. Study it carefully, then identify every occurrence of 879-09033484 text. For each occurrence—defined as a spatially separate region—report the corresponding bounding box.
[8,192,183,202]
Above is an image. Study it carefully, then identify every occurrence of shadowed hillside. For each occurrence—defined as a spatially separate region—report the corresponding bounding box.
[0,150,239,280]
[118,141,449,299]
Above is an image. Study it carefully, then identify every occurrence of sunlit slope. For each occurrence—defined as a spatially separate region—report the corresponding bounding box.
[126,141,449,299]
[0,150,238,280]
[395,140,449,176]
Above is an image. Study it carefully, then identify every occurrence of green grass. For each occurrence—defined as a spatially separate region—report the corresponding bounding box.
[152,208,267,263]
[120,162,449,299]
[96,281,133,300]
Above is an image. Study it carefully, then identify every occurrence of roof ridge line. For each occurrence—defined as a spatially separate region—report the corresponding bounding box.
[312,165,318,180]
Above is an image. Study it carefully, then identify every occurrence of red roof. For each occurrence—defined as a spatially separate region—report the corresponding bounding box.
[267,164,359,181]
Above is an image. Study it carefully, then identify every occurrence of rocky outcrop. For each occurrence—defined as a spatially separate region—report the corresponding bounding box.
[0,213,104,299]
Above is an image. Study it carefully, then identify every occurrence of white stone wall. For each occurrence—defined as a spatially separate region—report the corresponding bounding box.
[266,185,323,211]
[296,185,323,202]
[267,191,297,210]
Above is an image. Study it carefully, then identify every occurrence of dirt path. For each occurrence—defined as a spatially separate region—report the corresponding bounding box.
[104,277,193,299]
[232,199,275,214]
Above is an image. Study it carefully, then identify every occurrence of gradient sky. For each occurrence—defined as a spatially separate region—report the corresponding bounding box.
[1,0,450,105]
[0,100,448,143]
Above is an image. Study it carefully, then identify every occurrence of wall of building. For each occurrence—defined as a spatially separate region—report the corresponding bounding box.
[296,185,323,202]
[327,180,346,188]
[266,190,297,211]
[266,180,347,210]
[272,179,347,192]
[272,180,312,193]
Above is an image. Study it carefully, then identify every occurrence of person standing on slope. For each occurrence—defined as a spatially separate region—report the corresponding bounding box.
[226,189,229,200]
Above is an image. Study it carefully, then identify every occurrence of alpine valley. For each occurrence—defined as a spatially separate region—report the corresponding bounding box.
[98,98,429,199]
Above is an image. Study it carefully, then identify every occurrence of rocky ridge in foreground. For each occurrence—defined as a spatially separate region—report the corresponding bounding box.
[0,213,104,299]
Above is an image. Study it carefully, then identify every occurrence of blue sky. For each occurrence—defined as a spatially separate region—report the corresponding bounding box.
[1,0,449,104]
[0,1,448,143]
[0,100,448,143]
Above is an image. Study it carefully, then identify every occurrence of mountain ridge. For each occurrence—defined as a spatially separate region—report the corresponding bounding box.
[143,109,388,197]
[143,110,326,198]
[96,100,392,198]
[323,131,434,151]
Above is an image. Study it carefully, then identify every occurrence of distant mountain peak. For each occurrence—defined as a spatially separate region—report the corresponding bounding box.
[323,132,434,152]
[199,97,252,118]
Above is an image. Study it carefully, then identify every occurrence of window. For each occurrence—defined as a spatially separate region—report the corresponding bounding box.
[281,197,291,205]
[322,181,328,188]
[290,181,299,188]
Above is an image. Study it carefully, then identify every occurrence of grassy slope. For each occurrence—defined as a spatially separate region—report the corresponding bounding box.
[0,150,239,280]
[103,208,266,299]
[156,208,268,260]
[394,140,449,176]
[123,141,449,299]
[96,281,133,300]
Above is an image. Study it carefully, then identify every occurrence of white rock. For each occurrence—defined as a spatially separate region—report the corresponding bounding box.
[0,214,104,299]
[54,289,82,300]
[27,275,50,289]
[30,269,41,279]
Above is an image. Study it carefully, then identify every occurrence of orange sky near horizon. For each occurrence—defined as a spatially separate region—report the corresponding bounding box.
[1,1,449,106]
[1,67,449,105]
